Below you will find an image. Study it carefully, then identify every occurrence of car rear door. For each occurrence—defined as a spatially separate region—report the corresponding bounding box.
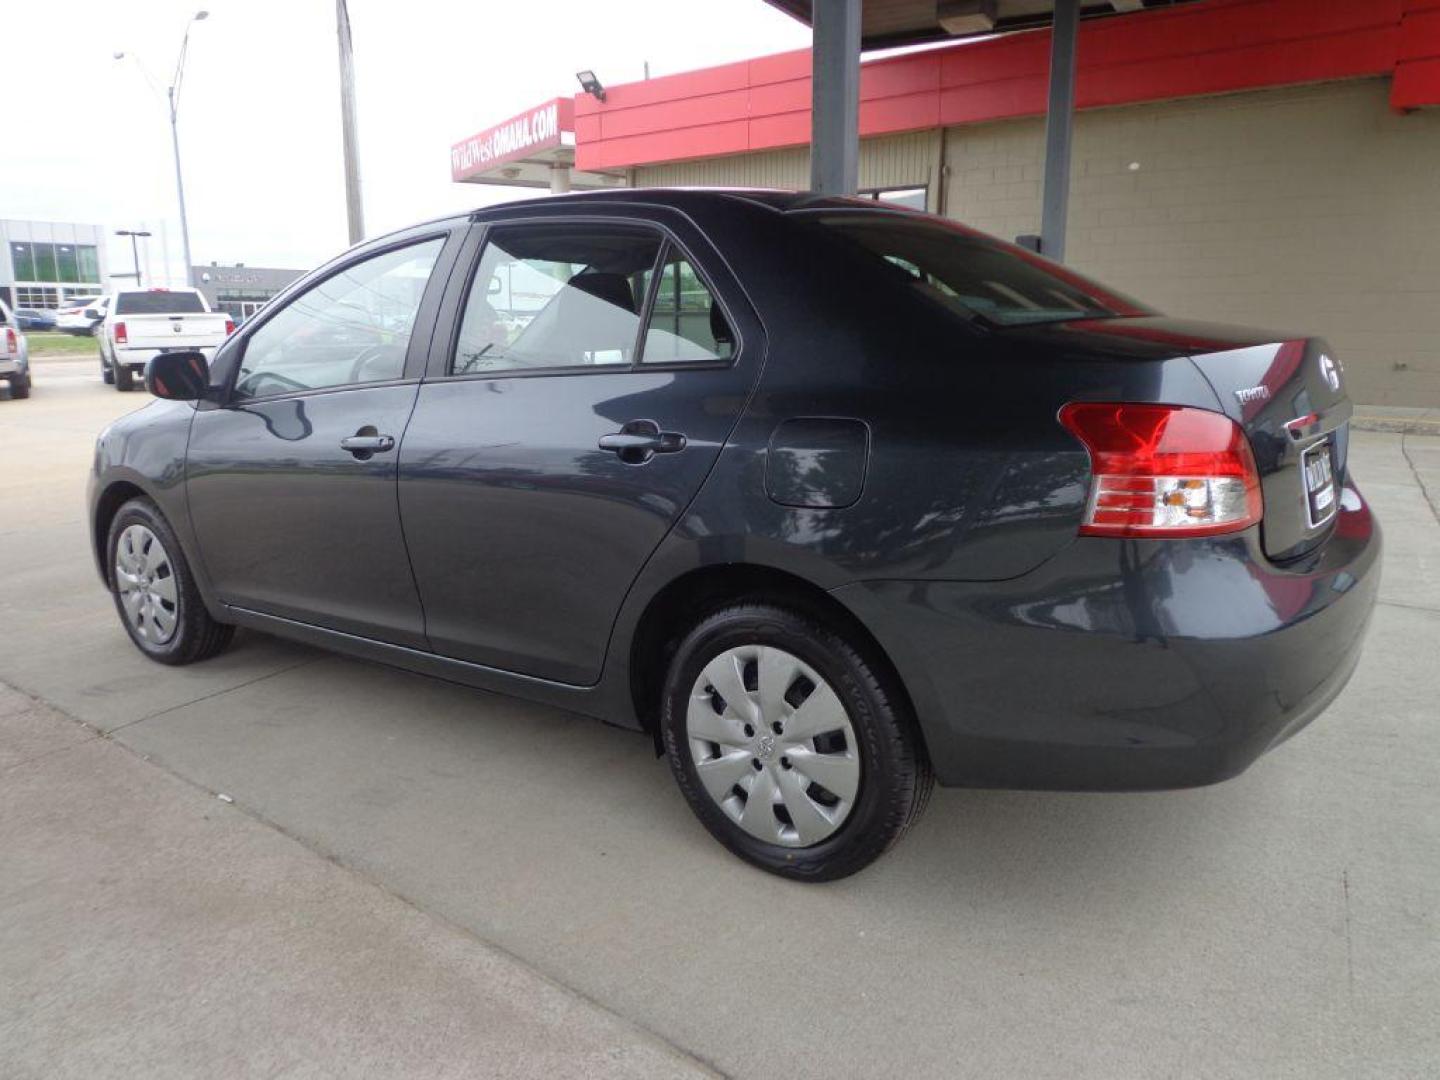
[187,226,464,647]
[398,209,764,685]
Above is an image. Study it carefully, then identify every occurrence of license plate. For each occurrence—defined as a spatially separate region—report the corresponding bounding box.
[1301,438,1336,528]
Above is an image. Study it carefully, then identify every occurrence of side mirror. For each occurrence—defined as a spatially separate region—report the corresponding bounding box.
[145,351,210,400]
[83,309,100,319]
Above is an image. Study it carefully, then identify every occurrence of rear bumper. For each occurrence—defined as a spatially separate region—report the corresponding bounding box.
[114,345,216,371]
[832,479,1381,791]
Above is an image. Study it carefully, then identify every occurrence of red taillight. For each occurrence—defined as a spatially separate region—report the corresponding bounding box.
[224,318,236,335]
[114,322,128,344]
[4,328,15,352]
[1058,402,1263,538]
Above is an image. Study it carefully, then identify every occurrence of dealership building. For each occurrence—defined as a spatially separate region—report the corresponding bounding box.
[1,219,110,312]
[192,263,304,321]
[451,0,1440,407]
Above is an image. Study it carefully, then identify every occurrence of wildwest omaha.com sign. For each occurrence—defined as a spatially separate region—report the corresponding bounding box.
[450,99,573,182]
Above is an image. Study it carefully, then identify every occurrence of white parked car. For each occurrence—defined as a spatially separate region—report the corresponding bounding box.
[55,295,107,336]
[100,287,234,391]
[0,298,32,400]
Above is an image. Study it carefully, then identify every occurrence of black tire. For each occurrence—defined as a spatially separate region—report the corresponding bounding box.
[662,603,932,881]
[7,376,29,399]
[101,357,114,384]
[114,363,134,391]
[106,497,234,665]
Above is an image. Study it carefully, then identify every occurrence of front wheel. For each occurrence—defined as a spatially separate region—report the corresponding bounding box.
[107,498,234,665]
[662,603,932,881]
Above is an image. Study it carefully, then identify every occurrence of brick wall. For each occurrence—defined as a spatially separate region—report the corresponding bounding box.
[944,78,1440,407]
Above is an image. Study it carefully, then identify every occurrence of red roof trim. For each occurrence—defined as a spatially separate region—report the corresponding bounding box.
[569,0,1437,174]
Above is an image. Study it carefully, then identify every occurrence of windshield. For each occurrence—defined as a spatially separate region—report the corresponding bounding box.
[115,291,206,315]
[799,211,1153,328]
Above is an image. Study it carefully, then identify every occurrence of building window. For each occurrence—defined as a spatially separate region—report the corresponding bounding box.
[77,245,100,282]
[10,243,36,280]
[9,241,100,286]
[16,287,60,309]
[859,186,928,211]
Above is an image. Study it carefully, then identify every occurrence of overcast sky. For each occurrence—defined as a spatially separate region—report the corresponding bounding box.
[5,0,809,284]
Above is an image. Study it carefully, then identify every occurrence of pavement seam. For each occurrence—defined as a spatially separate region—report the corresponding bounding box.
[101,656,325,735]
[1399,431,1440,527]
[1376,599,1440,618]
[6,677,729,1079]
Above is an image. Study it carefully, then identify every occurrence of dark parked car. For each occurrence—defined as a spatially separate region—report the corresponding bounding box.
[14,307,56,331]
[87,190,1380,879]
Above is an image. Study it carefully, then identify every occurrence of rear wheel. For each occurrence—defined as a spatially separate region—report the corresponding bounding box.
[7,375,29,399]
[107,498,233,664]
[114,364,134,391]
[662,603,932,881]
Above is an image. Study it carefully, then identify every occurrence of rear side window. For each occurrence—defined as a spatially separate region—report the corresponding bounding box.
[640,253,733,364]
[801,211,1151,327]
[114,291,207,315]
[454,226,661,375]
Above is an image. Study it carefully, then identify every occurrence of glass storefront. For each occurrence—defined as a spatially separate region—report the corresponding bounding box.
[9,241,104,309]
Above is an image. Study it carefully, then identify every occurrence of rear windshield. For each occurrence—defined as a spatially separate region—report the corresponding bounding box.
[799,211,1152,327]
[114,291,206,315]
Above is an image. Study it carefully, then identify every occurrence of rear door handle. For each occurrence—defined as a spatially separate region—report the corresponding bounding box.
[340,433,395,458]
[598,422,686,463]
[597,432,686,454]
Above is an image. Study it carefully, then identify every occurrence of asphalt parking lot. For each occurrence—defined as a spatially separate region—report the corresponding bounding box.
[3,357,1438,1079]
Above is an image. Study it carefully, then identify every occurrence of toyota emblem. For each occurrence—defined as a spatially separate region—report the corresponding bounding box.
[1319,354,1341,392]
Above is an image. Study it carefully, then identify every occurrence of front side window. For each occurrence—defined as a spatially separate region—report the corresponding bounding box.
[640,253,733,364]
[234,238,443,399]
[801,211,1151,328]
[454,226,661,375]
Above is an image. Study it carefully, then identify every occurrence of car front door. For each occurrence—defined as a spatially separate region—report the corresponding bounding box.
[187,229,460,647]
[399,213,763,684]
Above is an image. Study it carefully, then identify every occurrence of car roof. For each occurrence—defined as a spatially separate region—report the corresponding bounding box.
[468,187,888,217]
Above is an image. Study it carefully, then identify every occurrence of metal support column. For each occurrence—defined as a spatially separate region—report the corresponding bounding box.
[1040,0,1079,261]
[809,0,862,195]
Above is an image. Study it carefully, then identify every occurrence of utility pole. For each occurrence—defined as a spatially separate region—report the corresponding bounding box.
[336,0,365,245]
[115,229,152,287]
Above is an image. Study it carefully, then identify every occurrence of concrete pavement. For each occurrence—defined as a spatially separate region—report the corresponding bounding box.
[2,358,1437,1078]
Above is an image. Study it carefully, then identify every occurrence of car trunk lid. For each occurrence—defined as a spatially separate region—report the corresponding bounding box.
[1186,334,1351,560]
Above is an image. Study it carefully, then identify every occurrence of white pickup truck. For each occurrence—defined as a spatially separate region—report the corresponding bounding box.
[100,287,234,391]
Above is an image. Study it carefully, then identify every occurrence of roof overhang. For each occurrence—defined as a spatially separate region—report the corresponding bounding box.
[450,97,627,189]
[762,0,1195,50]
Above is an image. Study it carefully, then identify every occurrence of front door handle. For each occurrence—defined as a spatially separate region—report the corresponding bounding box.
[340,430,395,459]
[598,421,686,464]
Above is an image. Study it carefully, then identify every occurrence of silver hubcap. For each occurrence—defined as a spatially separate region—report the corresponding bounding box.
[686,645,861,848]
[114,524,178,645]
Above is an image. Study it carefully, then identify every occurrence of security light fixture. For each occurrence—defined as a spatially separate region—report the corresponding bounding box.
[576,70,606,103]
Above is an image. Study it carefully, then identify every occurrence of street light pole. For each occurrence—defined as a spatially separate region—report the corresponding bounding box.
[168,11,208,286]
[115,230,152,287]
[113,12,208,288]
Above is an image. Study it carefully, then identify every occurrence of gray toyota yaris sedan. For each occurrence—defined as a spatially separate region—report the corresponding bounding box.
[89,190,1380,879]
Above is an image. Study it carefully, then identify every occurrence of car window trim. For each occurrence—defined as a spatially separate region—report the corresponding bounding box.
[431,215,744,384]
[215,228,461,407]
